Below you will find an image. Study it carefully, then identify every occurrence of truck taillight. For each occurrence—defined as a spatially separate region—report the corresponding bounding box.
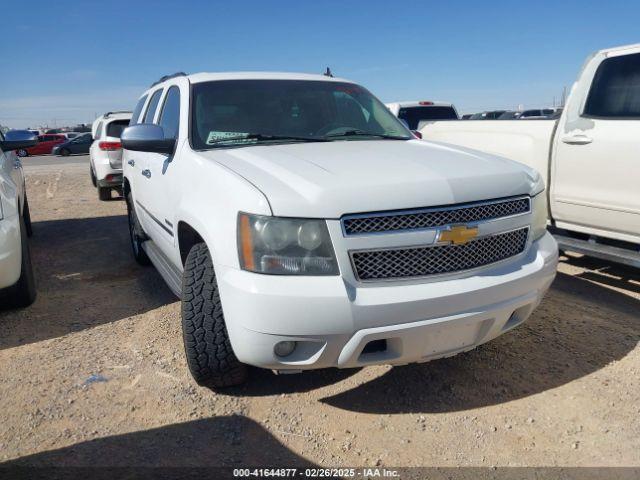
[99,141,122,151]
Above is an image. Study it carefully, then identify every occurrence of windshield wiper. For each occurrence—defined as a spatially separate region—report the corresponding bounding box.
[210,133,330,146]
[325,130,410,140]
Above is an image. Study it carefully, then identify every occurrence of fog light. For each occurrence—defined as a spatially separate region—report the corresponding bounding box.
[274,341,296,357]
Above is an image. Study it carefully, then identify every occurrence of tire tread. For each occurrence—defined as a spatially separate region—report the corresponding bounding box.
[181,243,247,387]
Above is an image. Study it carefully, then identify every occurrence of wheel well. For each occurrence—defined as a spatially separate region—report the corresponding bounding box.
[178,222,204,265]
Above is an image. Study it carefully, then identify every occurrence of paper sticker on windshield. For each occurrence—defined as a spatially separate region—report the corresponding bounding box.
[206,131,249,144]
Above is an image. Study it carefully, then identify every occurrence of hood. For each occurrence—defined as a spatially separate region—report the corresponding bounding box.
[200,139,539,218]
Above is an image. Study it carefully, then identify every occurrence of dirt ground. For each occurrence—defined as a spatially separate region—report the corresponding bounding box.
[0,160,638,469]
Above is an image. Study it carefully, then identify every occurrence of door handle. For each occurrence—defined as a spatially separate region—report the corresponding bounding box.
[141,169,151,178]
[561,134,593,145]
[128,159,135,167]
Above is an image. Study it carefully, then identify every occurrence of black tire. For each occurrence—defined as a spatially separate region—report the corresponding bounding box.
[182,243,247,388]
[16,149,28,158]
[60,148,71,157]
[126,193,150,266]
[98,187,111,201]
[90,167,97,187]
[23,194,33,238]
[1,215,37,308]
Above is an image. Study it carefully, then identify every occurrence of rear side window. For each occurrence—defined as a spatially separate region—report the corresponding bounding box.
[398,106,458,129]
[584,52,640,118]
[158,86,180,139]
[106,120,131,138]
[130,94,148,126]
[143,89,163,123]
[94,122,103,139]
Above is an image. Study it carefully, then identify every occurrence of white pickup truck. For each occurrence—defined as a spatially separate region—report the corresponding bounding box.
[421,43,640,268]
[121,72,557,387]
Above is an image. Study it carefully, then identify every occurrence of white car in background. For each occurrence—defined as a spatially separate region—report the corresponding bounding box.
[90,111,132,200]
[385,101,459,130]
[120,72,557,388]
[0,130,38,308]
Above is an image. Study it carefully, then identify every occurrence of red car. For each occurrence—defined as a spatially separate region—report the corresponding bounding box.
[17,134,67,157]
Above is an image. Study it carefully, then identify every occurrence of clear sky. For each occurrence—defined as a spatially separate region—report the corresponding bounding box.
[1,0,639,128]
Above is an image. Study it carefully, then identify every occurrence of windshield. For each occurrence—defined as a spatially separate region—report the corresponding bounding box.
[191,80,412,149]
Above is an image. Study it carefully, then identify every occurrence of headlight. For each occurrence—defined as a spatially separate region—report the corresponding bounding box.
[531,191,548,240]
[238,213,339,275]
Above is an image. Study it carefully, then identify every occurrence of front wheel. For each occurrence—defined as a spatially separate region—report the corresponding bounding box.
[126,193,150,266]
[181,243,248,388]
[16,149,28,158]
[60,148,71,157]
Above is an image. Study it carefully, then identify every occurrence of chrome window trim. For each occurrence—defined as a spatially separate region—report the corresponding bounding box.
[340,195,531,237]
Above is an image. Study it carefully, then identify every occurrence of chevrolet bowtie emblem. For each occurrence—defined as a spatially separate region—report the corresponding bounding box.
[438,225,479,245]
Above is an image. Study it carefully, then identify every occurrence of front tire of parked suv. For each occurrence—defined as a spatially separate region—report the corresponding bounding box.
[60,148,71,157]
[0,215,37,308]
[16,149,27,158]
[181,243,248,388]
[126,193,150,266]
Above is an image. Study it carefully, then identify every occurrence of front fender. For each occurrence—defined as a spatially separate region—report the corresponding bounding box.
[175,151,271,269]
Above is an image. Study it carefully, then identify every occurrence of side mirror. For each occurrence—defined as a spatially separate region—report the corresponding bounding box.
[1,130,38,152]
[121,124,175,155]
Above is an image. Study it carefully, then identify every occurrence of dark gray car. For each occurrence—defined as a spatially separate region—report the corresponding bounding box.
[52,133,92,156]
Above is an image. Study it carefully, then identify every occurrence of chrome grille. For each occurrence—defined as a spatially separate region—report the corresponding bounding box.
[342,197,530,235]
[351,228,529,281]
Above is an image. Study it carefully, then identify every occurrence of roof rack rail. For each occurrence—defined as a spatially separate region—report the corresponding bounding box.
[150,72,187,88]
[103,110,132,118]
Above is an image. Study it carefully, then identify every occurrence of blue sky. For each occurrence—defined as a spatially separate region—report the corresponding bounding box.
[1,0,639,128]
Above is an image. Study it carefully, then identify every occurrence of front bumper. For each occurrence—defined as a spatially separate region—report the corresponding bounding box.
[217,232,558,370]
[0,213,22,290]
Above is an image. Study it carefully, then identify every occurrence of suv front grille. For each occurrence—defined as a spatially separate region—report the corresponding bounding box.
[342,197,530,236]
[350,228,529,281]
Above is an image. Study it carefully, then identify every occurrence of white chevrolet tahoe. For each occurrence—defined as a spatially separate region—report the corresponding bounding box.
[121,72,558,387]
[0,130,38,308]
[421,43,640,268]
[90,111,132,200]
